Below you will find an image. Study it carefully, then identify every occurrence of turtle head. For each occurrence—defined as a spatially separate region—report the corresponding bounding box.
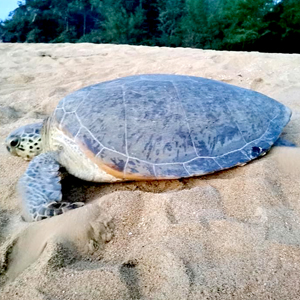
[5,122,44,160]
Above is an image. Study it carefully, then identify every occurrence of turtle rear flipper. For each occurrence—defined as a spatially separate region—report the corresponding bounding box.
[18,152,84,222]
[274,137,297,147]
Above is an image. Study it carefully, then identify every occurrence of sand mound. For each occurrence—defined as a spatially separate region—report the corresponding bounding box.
[1,44,300,299]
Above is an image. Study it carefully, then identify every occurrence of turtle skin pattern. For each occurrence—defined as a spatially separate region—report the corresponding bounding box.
[19,153,84,221]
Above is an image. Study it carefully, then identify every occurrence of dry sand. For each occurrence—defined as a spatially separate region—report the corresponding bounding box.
[1,43,300,299]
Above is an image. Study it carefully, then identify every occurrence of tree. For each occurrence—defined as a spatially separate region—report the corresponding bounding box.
[0,0,299,54]
[140,0,160,45]
[157,0,185,46]
[1,2,33,42]
[279,0,300,53]
[100,0,146,44]
[220,0,275,51]
[68,0,91,37]
[179,0,224,49]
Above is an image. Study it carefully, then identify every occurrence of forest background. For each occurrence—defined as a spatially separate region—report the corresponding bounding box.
[0,0,299,53]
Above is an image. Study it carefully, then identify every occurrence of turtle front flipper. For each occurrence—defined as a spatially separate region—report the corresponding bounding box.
[18,152,84,221]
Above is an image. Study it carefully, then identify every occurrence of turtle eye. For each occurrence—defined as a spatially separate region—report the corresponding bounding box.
[10,138,20,148]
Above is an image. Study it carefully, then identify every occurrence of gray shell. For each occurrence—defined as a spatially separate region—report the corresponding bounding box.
[53,74,291,179]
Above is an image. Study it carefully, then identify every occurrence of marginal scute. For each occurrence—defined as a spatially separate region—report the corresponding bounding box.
[155,163,189,178]
[184,157,221,175]
[215,150,250,169]
[125,158,155,178]
[243,140,271,159]
[98,148,127,173]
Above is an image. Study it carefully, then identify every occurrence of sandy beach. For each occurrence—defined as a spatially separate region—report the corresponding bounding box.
[1,43,300,299]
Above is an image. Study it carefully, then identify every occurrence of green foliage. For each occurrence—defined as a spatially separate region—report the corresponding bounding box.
[279,0,300,52]
[0,0,300,53]
[220,0,274,50]
[157,0,185,46]
[100,0,146,44]
[180,0,214,48]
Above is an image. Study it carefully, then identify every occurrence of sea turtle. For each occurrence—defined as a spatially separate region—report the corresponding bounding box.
[5,74,291,222]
